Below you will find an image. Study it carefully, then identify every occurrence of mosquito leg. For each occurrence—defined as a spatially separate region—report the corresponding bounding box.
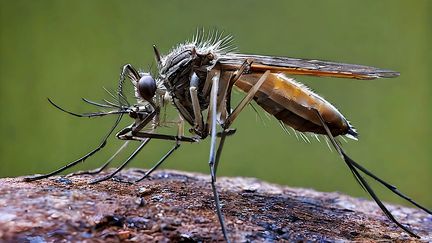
[206,72,230,243]
[213,131,228,177]
[102,122,195,184]
[212,61,251,175]
[23,114,124,182]
[119,131,197,143]
[135,142,180,182]
[68,141,130,177]
[24,64,138,182]
[134,116,188,182]
[313,109,422,238]
[88,138,151,184]
[225,70,270,128]
[216,71,234,123]
[226,59,254,116]
[209,64,247,174]
[206,69,221,134]
[190,73,204,132]
[177,114,185,138]
[348,156,431,214]
[117,64,142,107]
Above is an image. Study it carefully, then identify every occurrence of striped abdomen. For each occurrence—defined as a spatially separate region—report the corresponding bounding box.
[235,72,357,137]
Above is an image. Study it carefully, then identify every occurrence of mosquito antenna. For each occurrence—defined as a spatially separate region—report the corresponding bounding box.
[48,98,128,118]
[81,98,118,109]
[104,86,129,107]
[314,109,426,238]
[103,99,121,108]
[103,87,120,103]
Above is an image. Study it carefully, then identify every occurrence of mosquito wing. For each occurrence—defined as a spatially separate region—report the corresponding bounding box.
[218,53,399,80]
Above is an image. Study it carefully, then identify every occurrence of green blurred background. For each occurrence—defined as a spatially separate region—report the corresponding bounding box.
[1,1,430,208]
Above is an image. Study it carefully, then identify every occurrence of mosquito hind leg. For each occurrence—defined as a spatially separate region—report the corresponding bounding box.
[313,109,426,238]
[225,70,270,128]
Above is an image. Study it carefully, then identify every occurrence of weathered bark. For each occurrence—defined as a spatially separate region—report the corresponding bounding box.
[0,169,430,242]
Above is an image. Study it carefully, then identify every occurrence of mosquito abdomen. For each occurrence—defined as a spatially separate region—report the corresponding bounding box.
[236,72,357,137]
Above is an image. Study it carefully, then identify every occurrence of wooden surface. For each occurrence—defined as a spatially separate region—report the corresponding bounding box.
[0,169,431,242]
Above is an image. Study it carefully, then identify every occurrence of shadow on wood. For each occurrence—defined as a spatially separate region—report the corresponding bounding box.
[0,169,431,242]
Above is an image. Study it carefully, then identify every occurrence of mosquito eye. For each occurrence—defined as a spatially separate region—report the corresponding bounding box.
[137,75,157,101]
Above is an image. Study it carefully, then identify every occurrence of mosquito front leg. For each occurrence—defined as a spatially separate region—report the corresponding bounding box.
[117,124,197,143]
[90,117,188,184]
[117,64,141,106]
[68,141,130,177]
[134,120,187,182]
[89,138,151,184]
[118,119,196,183]
[23,114,124,182]
[24,64,143,181]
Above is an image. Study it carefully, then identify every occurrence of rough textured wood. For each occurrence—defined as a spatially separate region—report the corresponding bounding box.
[0,169,430,242]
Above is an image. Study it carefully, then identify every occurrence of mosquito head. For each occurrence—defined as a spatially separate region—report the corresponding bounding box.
[137,74,157,101]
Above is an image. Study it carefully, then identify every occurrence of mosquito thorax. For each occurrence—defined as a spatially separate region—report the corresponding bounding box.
[194,51,215,66]
[137,74,157,101]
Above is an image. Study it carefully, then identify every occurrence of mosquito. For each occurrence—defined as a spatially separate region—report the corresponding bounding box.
[25,31,431,242]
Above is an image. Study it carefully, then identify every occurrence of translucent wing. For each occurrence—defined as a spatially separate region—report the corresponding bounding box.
[218,53,399,80]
